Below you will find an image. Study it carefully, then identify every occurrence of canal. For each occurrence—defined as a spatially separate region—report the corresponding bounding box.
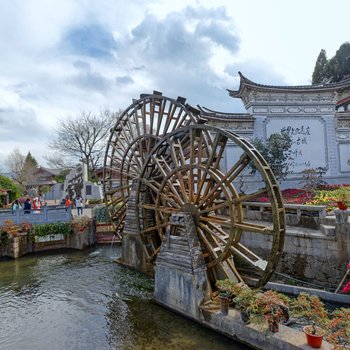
[0,246,250,350]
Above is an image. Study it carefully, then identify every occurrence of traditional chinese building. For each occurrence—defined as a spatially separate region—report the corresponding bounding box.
[202,72,350,188]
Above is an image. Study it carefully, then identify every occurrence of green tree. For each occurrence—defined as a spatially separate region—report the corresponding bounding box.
[328,42,350,82]
[54,169,70,183]
[22,152,39,187]
[252,132,293,182]
[312,42,350,83]
[312,49,328,84]
[0,174,21,202]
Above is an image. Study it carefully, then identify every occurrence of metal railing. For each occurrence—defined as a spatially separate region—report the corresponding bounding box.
[0,206,72,226]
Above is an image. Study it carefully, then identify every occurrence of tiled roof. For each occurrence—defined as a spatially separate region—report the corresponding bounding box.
[336,95,350,107]
[228,72,350,98]
[198,106,252,120]
[37,167,61,176]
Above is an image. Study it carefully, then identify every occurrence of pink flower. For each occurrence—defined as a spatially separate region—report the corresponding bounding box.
[347,262,350,269]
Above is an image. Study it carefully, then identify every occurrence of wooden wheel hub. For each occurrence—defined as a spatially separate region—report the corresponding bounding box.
[181,203,201,225]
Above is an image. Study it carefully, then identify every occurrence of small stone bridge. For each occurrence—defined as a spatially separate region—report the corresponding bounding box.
[0,206,72,226]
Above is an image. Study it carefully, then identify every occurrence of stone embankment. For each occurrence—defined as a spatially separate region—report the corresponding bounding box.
[242,203,350,288]
[0,220,95,259]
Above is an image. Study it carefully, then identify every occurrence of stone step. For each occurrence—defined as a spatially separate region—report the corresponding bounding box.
[167,243,189,251]
[163,247,191,256]
[168,237,189,245]
[320,224,336,236]
[156,256,192,269]
[321,216,336,225]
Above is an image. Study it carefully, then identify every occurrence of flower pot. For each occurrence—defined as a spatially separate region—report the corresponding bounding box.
[303,325,325,348]
[240,309,250,324]
[337,201,348,210]
[268,318,279,332]
[219,295,230,316]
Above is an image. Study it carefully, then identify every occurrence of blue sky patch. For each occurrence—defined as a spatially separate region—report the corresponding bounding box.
[63,24,117,58]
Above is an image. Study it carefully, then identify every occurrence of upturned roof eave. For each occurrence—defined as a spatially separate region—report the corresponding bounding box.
[228,72,350,98]
[197,105,252,121]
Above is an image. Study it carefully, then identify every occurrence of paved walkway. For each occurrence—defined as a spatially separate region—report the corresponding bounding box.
[71,207,92,218]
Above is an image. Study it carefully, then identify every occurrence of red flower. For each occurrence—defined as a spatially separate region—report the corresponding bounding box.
[342,282,350,294]
[347,262,350,269]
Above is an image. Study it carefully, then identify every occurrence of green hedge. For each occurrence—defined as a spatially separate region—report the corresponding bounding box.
[31,222,72,238]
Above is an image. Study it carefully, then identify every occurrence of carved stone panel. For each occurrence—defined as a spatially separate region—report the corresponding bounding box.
[339,144,350,172]
[266,117,327,173]
[337,119,350,129]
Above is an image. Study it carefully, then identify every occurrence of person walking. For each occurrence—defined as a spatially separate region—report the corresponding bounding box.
[75,195,83,216]
[23,198,31,214]
[65,196,72,211]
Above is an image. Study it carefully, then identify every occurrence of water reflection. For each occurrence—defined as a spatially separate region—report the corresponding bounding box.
[0,246,250,350]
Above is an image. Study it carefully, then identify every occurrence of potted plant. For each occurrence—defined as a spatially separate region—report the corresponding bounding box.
[303,321,326,348]
[254,290,290,333]
[216,279,244,316]
[216,279,234,316]
[234,286,257,324]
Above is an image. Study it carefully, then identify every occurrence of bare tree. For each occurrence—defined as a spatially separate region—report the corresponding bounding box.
[5,148,26,185]
[48,109,118,178]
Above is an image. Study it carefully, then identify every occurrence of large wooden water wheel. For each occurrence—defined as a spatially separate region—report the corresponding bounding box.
[103,92,199,238]
[135,124,286,287]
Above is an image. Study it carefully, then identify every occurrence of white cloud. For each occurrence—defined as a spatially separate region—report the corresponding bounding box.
[0,0,349,170]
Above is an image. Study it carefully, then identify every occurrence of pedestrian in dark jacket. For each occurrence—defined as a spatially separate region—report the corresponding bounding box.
[23,198,31,214]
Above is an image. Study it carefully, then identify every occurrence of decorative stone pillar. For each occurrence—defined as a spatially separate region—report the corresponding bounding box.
[154,212,211,320]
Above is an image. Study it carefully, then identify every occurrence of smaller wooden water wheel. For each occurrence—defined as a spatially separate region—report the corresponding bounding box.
[103,92,199,238]
[135,124,286,287]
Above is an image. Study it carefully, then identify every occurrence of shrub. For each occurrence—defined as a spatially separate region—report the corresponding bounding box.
[72,216,90,232]
[31,222,72,238]
[95,204,112,223]
[300,167,327,193]
[289,292,329,329]
[326,308,350,348]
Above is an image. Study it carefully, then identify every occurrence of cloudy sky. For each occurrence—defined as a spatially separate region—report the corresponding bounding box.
[0,0,349,170]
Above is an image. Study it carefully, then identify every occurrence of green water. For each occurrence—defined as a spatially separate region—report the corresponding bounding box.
[0,246,250,350]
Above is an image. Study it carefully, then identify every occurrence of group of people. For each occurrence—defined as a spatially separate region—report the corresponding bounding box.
[11,197,42,214]
[11,195,84,215]
[65,195,84,216]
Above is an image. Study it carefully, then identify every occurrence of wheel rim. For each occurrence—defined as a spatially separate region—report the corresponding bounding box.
[103,93,199,237]
[136,124,285,287]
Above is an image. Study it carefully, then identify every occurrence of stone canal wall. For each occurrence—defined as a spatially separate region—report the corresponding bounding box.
[0,220,95,259]
[241,205,350,287]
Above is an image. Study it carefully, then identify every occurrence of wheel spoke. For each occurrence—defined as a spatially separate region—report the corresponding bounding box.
[199,153,251,207]
[232,187,268,204]
[232,221,274,234]
[229,243,268,271]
